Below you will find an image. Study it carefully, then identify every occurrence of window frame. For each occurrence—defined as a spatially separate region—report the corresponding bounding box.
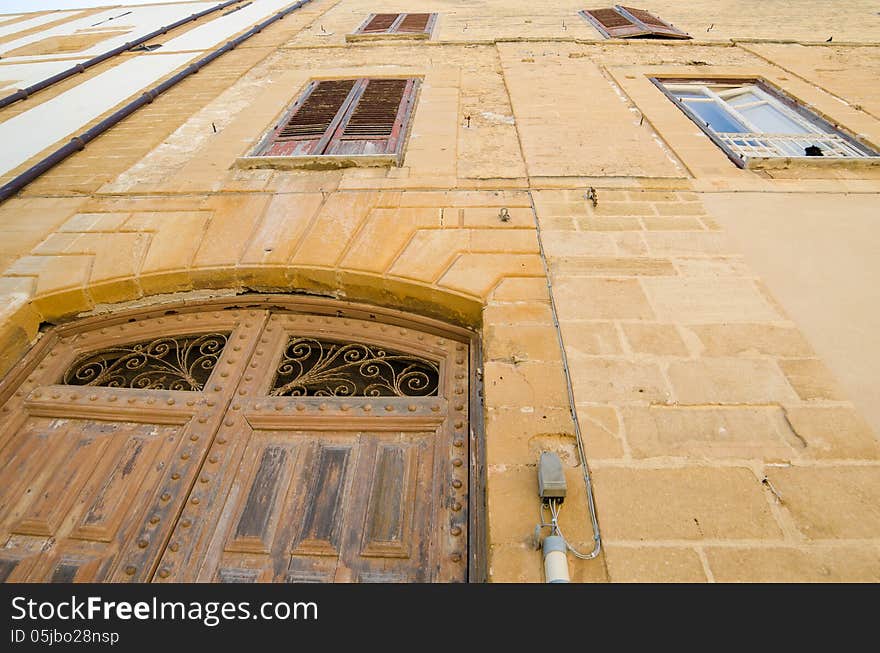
[651,77,880,168]
[347,12,438,41]
[239,76,422,170]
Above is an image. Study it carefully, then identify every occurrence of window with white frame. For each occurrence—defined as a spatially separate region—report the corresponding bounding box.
[654,79,879,166]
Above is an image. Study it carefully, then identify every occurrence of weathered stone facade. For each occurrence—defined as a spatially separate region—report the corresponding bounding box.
[1,1,878,582]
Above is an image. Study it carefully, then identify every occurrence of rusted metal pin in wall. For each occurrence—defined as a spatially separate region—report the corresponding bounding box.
[0,0,314,205]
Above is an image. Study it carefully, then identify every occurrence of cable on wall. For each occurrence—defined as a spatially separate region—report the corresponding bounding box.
[527,189,602,560]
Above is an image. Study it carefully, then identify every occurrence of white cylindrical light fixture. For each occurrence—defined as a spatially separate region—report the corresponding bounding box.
[542,534,570,583]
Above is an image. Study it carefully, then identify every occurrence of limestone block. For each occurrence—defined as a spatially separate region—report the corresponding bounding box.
[58,213,130,233]
[553,278,655,321]
[765,466,880,539]
[388,230,469,282]
[341,207,442,273]
[605,546,707,582]
[778,358,846,401]
[643,278,783,323]
[689,324,814,358]
[484,324,561,362]
[487,465,541,544]
[621,323,689,356]
[642,216,706,230]
[567,358,670,403]
[486,406,574,466]
[784,406,880,459]
[540,232,617,258]
[124,211,211,276]
[483,302,553,326]
[241,193,324,265]
[643,232,733,257]
[488,277,550,303]
[592,467,782,540]
[553,257,676,277]
[483,360,569,409]
[558,321,623,356]
[705,546,880,582]
[672,257,753,277]
[488,544,544,583]
[667,359,798,404]
[438,253,543,296]
[623,405,798,460]
[576,216,644,231]
[291,192,377,266]
[576,405,626,459]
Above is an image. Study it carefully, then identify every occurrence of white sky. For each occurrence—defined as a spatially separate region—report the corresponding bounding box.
[0,1,174,15]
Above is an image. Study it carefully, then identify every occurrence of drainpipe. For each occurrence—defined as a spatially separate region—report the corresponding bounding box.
[0,0,242,110]
[0,0,313,205]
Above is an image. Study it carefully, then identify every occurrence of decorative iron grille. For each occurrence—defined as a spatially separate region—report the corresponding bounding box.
[62,333,229,391]
[269,337,440,397]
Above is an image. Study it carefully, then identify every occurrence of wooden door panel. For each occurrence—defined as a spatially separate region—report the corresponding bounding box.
[10,420,130,538]
[0,417,181,582]
[289,440,354,559]
[0,308,270,583]
[198,430,435,583]
[204,433,360,583]
[337,432,435,583]
[224,439,301,556]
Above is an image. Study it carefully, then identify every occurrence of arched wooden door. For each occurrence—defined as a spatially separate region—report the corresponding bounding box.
[0,298,475,583]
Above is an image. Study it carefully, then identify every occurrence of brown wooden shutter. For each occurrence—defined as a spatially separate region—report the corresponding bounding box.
[263,80,356,156]
[581,6,690,39]
[395,13,432,34]
[581,7,648,38]
[617,6,690,38]
[325,78,417,157]
[361,13,400,34]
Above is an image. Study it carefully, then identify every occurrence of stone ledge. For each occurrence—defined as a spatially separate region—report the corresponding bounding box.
[235,154,399,171]
[345,32,430,43]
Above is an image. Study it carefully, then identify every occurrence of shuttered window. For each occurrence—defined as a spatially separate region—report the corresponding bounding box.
[579,6,690,39]
[352,13,437,37]
[256,78,420,161]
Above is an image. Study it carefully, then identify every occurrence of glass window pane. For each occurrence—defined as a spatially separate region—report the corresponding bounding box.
[683,99,748,133]
[727,91,763,107]
[671,90,708,100]
[738,103,810,134]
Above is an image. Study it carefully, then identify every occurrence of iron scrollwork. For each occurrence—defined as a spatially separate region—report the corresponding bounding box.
[62,333,230,391]
[269,337,440,397]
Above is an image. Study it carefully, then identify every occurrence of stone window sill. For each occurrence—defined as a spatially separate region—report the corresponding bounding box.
[235,154,399,171]
[745,156,880,170]
[345,32,430,43]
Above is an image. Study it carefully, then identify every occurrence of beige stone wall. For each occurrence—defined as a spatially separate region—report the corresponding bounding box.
[0,1,879,582]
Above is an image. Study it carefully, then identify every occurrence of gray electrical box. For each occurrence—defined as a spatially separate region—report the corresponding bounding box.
[538,452,567,501]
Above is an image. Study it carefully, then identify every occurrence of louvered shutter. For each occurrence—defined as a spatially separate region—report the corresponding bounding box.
[262,80,356,156]
[581,7,690,39]
[395,13,432,34]
[580,7,648,38]
[325,78,418,158]
[617,6,690,38]
[361,13,400,34]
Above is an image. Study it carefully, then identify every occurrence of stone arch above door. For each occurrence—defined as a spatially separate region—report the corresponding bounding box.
[0,295,482,583]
